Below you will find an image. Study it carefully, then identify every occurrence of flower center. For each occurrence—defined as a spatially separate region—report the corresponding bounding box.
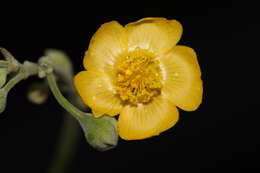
[116,50,162,105]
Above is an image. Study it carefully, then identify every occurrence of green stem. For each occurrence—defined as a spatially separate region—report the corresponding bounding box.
[46,73,87,120]
[46,73,89,173]
[3,61,38,92]
[1,49,86,173]
[3,70,25,92]
[48,114,80,173]
[0,60,9,68]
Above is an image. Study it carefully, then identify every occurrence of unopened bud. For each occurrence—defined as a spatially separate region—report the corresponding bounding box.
[78,114,118,151]
[44,49,73,82]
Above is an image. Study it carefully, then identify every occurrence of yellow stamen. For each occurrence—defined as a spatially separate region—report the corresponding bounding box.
[116,50,162,104]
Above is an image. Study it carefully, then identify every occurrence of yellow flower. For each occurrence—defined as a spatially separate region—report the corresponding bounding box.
[74,17,203,140]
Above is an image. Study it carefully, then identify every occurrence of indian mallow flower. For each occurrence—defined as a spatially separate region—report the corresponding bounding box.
[74,17,203,140]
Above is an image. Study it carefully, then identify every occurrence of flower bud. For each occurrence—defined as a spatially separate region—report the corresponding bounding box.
[78,114,118,151]
[44,49,73,82]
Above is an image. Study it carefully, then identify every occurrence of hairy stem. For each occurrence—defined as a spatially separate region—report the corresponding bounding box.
[3,61,38,92]
[48,115,80,173]
[46,72,90,173]
[3,70,25,92]
[0,60,9,68]
[1,48,87,173]
[46,73,87,121]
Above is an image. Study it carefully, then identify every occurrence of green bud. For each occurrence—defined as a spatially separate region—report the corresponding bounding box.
[38,57,53,78]
[0,68,7,88]
[78,114,118,151]
[0,89,7,114]
[44,49,73,82]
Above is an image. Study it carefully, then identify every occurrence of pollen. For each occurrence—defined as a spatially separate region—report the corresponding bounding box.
[116,50,162,105]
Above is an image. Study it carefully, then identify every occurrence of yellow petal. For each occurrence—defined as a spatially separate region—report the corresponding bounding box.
[84,21,128,73]
[125,18,182,56]
[74,71,123,117]
[118,96,179,140]
[160,46,203,111]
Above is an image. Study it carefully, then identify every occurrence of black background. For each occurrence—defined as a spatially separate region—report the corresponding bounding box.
[1,2,258,173]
